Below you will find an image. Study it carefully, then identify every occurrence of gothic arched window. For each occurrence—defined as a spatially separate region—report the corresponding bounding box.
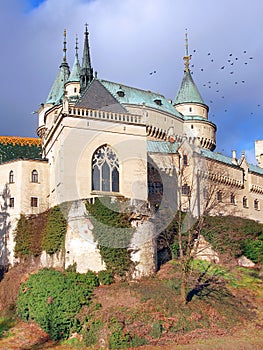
[9,170,14,183]
[92,145,119,193]
[31,169,38,183]
[217,191,222,202]
[243,196,248,208]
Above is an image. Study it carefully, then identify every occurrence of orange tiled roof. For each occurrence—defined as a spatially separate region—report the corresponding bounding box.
[0,136,42,146]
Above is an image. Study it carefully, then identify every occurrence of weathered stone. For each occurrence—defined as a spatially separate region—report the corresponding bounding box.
[194,235,220,264]
[237,255,255,268]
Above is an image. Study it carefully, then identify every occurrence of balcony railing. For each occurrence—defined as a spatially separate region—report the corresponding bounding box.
[68,107,142,125]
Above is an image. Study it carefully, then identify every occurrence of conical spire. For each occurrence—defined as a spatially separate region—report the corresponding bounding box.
[174,31,205,105]
[67,35,81,83]
[46,30,70,104]
[80,23,94,93]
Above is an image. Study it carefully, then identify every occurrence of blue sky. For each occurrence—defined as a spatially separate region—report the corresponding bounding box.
[0,0,262,164]
[27,0,46,9]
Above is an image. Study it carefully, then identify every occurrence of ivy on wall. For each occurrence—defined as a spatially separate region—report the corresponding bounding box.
[42,205,67,255]
[14,205,68,259]
[14,198,136,277]
[86,197,135,278]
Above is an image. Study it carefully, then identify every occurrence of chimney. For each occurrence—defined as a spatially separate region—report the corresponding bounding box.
[232,150,237,165]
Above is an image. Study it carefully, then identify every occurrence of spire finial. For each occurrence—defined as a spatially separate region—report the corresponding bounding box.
[75,34,79,56]
[80,22,93,93]
[63,29,67,62]
[183,28,191,72]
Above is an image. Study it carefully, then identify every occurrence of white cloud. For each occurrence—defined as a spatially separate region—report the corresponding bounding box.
[0,0,262,162]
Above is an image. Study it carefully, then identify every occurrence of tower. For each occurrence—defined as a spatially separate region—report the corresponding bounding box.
[80,24,94,94]
[174,31,216,150]
[65,35,81,102]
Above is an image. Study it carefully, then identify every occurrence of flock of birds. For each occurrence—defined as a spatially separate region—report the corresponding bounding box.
[190,49,259,116]
[149,48,262,119]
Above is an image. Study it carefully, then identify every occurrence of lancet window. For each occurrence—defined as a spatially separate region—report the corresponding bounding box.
[92,145,119,193]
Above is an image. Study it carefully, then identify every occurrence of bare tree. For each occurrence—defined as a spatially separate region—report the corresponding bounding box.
[176,147,240,303]
[150,141,240,303]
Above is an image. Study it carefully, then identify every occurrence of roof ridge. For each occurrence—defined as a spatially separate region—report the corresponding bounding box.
[99,79,167,98]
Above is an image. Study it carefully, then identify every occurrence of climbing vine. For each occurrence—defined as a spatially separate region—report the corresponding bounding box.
[42,205,68,255]
[14,205,68,258]
[86,197,135,278]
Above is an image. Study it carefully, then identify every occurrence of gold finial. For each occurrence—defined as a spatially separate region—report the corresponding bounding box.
[183,28,191,72]
[63,29,67,62]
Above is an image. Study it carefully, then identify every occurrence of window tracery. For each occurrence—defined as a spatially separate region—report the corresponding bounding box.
[92,145,119,192]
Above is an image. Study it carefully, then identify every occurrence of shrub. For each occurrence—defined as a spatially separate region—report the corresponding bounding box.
[16,269,99,341]
[98,270,114,285]
[83,319,103,346]
[243,238,263,264]
[201,216,263,261]
[109,318,131,349]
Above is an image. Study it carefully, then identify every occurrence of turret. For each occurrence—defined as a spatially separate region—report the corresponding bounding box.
[174,31,216,151]
[37,30,70,139]
[80,24,94,94]
[65,35,81,101]
[45,29,70,105]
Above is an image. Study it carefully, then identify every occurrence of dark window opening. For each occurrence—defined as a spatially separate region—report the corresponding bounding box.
[243,196,248,208]
[182,184,190,196]
[9,171,14,183]
[31,170,38,183]
[31,197,38,207]
[117,90,125,97]
[9,197,14,208]
[154,99,162,106]
[254,199,259,210]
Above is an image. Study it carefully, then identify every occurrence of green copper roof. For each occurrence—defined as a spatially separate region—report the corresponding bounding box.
[46,30,70,104]
[100,80,183,119]
[174,70,205,105]
[248,163,263,176]
[201,148,236,166]
[67,53,80,83]
[147,140,179,153]
[201,148,263,175]
[46,61,70,104]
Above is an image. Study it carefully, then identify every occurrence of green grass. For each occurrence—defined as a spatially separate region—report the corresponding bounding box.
[0,315,15,338]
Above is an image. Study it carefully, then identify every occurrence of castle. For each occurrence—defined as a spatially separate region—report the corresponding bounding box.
[0,26,262,276]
